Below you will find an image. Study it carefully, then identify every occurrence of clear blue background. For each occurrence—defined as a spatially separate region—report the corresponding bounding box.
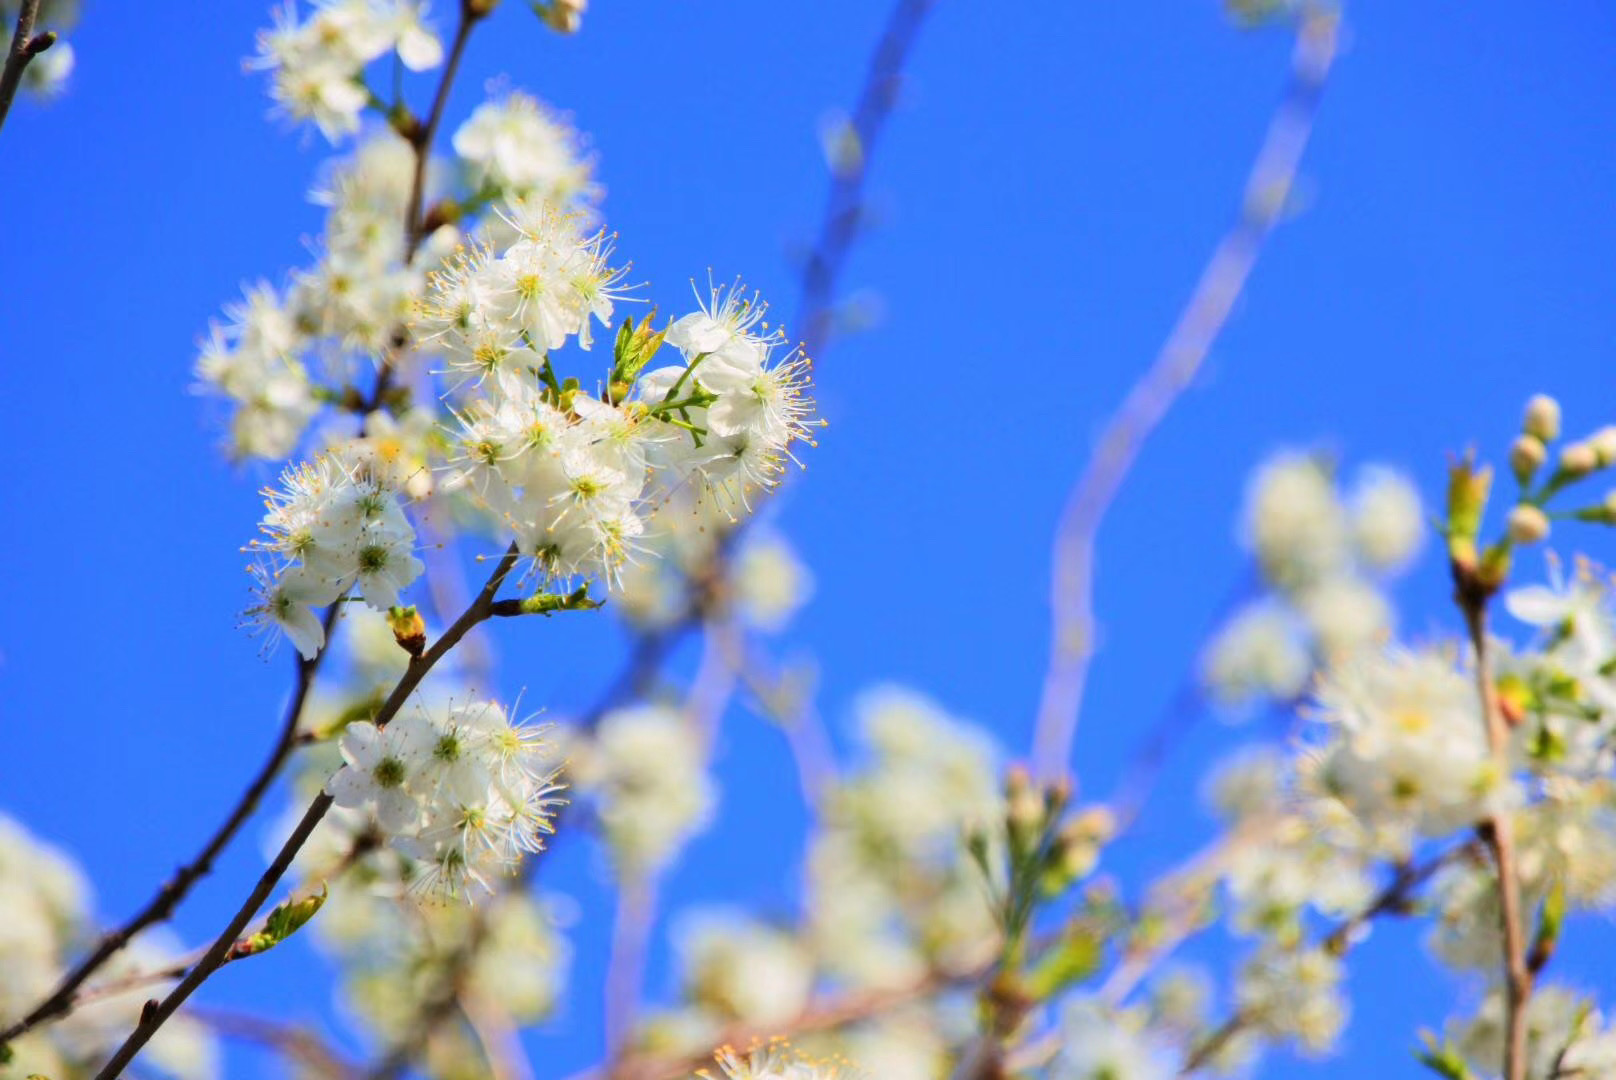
[3,1,1615,1076]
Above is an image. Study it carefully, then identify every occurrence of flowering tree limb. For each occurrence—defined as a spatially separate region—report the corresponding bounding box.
[93,545,523,1078]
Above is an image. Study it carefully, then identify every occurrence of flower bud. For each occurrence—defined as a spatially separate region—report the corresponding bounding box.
[1523,394,1561,442]
[1510,435,1546,484]
[1445,456,1492,571]
[1006,765,1045,854]
[1506,504,1551,546]
[1559,442,1598,479]
[1592,426,1616,468]
[387,605,426,658]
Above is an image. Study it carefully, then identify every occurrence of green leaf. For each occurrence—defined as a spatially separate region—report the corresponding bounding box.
[231,886,327,961]
[1021,926,1103,1001]
[1414,1031,1477,1080]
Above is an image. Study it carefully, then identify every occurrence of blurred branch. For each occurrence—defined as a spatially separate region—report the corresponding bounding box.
[725,634,835,815]
[1031,8,1342,779]
[0,0,54,134]
[604,876,660,1062]
[1176,838,1478,1075]
[588,965,983,1080]
[191,1006,357,1080]
[797,0,936,358]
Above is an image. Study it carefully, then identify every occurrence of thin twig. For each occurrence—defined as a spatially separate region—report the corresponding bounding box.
[461,988,534,1080]
[0,602,342,1048]
[190,1006,357,1079]
[603,875,659,1061]
[1458,591,1533,1080]
[589,965,981,1080]
[1030,8,1342,779]
[0,0,54,134]
[93,546,522,1079]
[362,0,486,417]
[1176,839,1476,1075]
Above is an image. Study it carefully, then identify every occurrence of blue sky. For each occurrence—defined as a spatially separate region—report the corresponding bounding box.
[3,1,1615,1076]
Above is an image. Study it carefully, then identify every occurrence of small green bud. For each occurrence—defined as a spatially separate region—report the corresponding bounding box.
[1529,879,1566,974]
[386,605,426,657]
[1523,394,1561,442]
[1416,1031,1478,1080]
[1445,456,1492,571]
[231,886,328,961]
[1005,765,1044,854]
[1022,926,1103,1000]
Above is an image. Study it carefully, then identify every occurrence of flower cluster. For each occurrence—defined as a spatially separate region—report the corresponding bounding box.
[195,129,453,462]
[427,227,818,583]
[0,816,218,1079]
[324,698,563,899]
[1307,646,1511,842]
[702,1041,859,1080]
[246,456,424,659]
[566,703,716,877]
[254,0,444,141]
[1203,454,1423,708]
[453,91,596,209]
[806,688,1004,989]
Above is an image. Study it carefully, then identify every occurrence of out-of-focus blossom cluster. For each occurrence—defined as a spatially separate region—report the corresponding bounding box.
[1202,454,1423,709]
[565,703,716,877]
[0,816,218,1079]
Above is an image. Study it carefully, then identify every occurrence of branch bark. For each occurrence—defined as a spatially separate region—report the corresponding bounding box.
[0,603,341,1048]
[1458,591,1533,1080]
[0,0,54,134]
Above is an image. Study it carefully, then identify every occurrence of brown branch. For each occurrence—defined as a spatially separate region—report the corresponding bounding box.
[0,0,54,134]
[1176,839,1476,1075]
[190,1006,358,1079]
[1457,588,1533,1080]
[363,0,487,417]
[589,966,979,1080]
[1030,7,1342,779]
[0,602,342,1049]
[92,545,522,1079]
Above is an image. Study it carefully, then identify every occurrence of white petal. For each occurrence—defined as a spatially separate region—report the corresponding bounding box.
[396,25,443,70]
[326,766,372,807]
[340,722,383,770]
[1504,586,1567,626]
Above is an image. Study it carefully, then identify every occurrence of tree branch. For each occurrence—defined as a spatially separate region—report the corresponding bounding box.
[0,602,342,1049]
[0,0,54,134]
[1176,839,1476,1075]
[1458,591,1533,1080]
[1031,7,1341,779]
[92,545,522,1078]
